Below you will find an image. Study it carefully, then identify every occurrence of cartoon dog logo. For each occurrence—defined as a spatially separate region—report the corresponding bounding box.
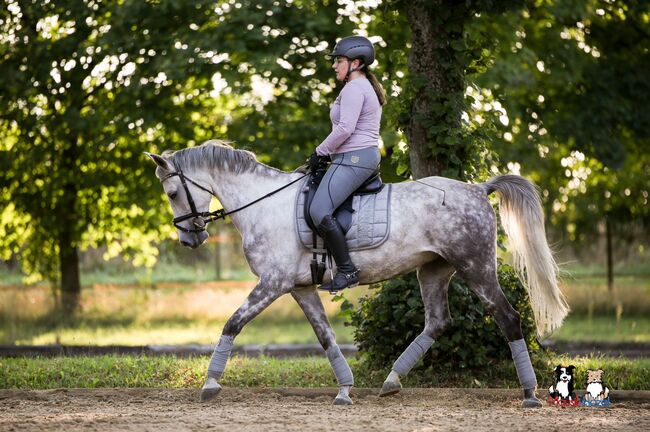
[581,369,611,407]
[548,365,580,406]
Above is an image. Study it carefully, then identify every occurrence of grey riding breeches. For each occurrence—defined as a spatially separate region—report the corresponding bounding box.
[309,146,381,227]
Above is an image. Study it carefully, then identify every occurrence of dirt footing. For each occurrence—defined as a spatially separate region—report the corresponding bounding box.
[1,388,649,432]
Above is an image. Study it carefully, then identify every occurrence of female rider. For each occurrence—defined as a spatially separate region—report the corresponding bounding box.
[309,35,386,292]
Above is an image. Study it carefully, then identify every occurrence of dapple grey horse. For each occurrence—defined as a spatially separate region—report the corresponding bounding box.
[146,140,568,407]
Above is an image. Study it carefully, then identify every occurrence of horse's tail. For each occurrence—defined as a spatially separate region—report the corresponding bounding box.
[483,174,569,337]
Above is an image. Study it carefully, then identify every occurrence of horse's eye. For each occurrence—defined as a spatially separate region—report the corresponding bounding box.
[168,191,177,200]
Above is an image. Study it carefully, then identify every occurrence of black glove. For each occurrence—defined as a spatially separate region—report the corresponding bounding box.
[308,152,329,173]
[308,152,320,172]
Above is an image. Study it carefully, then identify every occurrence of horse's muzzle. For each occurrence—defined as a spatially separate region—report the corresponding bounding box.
[179,230,209,249]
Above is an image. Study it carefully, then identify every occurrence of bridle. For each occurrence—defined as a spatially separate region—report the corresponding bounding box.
[160,167,308,234]
[160,169,225,233]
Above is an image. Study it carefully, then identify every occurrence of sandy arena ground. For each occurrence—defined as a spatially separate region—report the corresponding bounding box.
[1,387,649,431]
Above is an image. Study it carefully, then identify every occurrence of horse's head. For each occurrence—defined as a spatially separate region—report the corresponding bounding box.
[146,152,211,248]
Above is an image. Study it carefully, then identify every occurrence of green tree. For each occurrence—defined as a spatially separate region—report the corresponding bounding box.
[1,0,216,310]
[0,0,350,311]
[341,0,539,372]
[474,0,650,283]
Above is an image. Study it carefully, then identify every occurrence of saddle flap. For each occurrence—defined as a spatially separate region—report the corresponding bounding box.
[297,177,391,253]
[302,171,384,231]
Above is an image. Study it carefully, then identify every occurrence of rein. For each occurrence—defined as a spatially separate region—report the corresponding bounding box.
[162,159,447,234]
[161,168,308,233]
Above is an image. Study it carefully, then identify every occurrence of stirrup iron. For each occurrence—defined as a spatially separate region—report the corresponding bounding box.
[320,268,359,294]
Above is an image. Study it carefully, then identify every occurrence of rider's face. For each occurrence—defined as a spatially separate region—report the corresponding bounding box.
[332,56,349,81]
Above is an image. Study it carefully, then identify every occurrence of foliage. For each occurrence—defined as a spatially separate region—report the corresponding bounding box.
[360,0,526,181]
[0,0,354,306]
[472,0,650,247]
[336,1,536,373]
[1,0,212,290]
[2,0,647,321]
[341,263,538,371]
[338,0,650,375]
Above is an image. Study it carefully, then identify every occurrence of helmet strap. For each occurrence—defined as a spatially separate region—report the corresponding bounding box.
[344,59,365,82]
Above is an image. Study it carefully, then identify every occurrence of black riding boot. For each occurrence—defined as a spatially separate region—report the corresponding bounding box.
[317,215,359,293]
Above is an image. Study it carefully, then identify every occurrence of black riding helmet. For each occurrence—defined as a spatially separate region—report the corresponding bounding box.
[328,35,375,67]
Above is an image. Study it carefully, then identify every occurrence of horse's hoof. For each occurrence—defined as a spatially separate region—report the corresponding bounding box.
[378,380,402,397]
[522,397,543,408]
[333,395,353,405]
[200,378,222,402]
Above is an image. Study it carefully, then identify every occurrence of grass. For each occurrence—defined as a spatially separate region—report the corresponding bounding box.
[0,281,364,346]
[559,274,650,316]
[1,262,649,347]
[1,353,648,391]
[0,317,354,346]
[78,262,255,286]
[551,315,650,343]
[1,262,255,289]
[1,268,649,393]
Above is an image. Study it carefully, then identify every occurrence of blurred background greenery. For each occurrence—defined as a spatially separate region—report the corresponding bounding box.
[1,229,648,347]
[1,0,648,353]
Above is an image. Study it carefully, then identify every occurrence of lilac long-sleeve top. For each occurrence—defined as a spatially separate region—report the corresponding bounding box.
[315,77,382,156]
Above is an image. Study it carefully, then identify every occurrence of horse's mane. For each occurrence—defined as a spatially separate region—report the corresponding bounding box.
[165,140,280,175]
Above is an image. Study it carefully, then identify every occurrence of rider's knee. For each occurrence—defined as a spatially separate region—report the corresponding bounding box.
[309,205,329,227]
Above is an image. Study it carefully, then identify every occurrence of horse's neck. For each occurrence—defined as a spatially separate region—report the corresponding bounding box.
[207,165,297,227]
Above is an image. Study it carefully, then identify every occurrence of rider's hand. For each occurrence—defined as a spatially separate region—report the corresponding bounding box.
[308,152,321,172]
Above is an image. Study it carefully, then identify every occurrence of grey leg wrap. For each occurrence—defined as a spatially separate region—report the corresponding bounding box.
[207,335,234,379]
[326,345,354,386]
[392,333,435,376]
[509,338,538,389]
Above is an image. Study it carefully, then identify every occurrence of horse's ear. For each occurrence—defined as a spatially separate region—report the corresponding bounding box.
[144,152,173,170]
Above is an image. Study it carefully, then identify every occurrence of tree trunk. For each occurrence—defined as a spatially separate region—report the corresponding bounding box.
[59,235,81,314]
[57,138,81,314]
[404,0,466,180]
[606,215,614,292]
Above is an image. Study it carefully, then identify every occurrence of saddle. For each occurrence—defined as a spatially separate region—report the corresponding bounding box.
[300,168,389,285]
[303,171,385,234]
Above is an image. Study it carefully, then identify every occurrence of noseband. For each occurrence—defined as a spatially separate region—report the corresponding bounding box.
[160,170,225,233]
[159,168,308,234]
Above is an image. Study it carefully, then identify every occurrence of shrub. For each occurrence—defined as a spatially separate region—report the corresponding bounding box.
[340,262,539,371]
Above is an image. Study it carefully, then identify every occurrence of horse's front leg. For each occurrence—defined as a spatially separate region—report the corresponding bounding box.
[291,287,354,405]
[200,278,288,402]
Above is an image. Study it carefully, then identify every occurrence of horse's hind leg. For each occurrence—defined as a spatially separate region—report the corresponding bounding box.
[379,259,454,397]
[457,264,542,408]
[291,287,354,405]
